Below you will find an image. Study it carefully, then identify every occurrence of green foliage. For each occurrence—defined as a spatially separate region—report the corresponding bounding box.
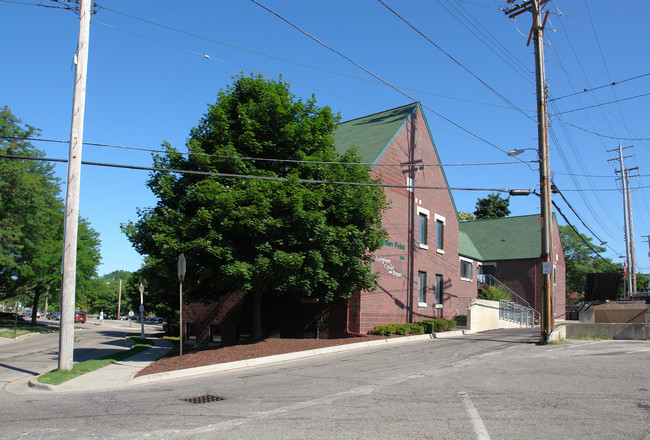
[0,106,101,319]
[478,284,511,302]
[123,74,388,339]
[558,225,619,296]
[457,211,476,222]
[636,273,648,293]
[473,193,510,219]
[38,337,154,385]
[373,319,456,336]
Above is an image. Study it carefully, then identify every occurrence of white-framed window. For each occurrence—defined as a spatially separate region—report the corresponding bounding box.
[435,214,445,254]
[460,258,473,281]
[417,271,427,307]
[417,206,429,249]
[435,274,443,304]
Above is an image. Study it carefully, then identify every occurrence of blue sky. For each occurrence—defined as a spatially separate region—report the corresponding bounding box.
[1,0,649,277]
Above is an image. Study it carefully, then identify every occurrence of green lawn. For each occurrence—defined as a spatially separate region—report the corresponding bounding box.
[0,317,56,339]
[38,336,155,385]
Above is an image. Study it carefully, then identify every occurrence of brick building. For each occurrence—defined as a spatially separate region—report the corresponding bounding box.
[183,102,566,343]
[459,214,567,320]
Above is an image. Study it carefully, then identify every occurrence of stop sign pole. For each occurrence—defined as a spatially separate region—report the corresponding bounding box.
[178,254,186,361]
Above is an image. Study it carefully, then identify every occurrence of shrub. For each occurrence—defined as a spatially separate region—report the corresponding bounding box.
[372,319,455,336]
[478,284,511,302]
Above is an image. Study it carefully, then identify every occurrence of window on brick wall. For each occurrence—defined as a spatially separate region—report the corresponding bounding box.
[418,271,427,306]
[460,258,473,281]
[417,206,429,249]
[435,214,445,253]
[435,274,443,304]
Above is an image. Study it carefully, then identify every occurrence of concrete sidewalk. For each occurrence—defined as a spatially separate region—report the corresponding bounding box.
[5,330,473,395]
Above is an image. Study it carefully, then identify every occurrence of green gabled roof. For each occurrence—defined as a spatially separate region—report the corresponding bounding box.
[459,231,483,260]
[334,103,419,164]
[459,214,542,261]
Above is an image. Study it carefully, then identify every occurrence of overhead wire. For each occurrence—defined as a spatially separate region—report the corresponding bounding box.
[0,154,520,193]
[1,135,536,169]
[435,0,533,84]
[375,0,535,123]
[549,72,650,102]
[247,0,531,163]
[550,91,650,116]
[547,11,621,237]
[95,4,530,113]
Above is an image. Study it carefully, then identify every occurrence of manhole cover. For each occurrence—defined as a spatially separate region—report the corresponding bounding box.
[181,394,224,404]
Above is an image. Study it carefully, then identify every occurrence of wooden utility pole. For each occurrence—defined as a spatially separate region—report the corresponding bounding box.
[608,145,638,297]
[59,0,92,370]
[506,0,554,343]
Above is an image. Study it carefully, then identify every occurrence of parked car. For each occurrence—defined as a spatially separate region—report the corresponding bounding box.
[147,317,165,324]
[48,311,61,320]
[75,311,86,323]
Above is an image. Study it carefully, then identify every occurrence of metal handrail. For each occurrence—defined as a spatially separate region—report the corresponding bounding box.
[477,274,536,312]
[499,299,537,326]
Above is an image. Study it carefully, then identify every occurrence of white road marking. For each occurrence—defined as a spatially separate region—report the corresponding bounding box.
[459,391,491,440]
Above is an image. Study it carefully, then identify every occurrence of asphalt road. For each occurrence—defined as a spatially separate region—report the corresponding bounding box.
[1,328,649,440]
[0,318,159,386]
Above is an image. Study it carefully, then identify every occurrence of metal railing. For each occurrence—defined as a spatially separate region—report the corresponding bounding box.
[499,299,537,327]
[477,274,534,310]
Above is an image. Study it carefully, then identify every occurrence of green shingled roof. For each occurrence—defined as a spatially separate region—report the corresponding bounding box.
[334,103,419,163]
[459,214,542,261]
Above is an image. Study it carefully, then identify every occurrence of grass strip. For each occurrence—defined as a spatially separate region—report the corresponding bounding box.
[38,337,155,385]
[0,325,56,339]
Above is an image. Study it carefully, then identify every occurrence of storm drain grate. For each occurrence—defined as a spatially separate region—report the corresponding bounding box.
[181,394,225,404]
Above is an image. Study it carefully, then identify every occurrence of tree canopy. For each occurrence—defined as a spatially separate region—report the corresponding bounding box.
[473,193,511,219]
[122,74,388,339]
[558,225,620,297]
[0,106,101,320]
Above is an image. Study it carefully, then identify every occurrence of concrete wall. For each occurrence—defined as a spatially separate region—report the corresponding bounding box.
[467,299,531,331]
[556,323,650,340]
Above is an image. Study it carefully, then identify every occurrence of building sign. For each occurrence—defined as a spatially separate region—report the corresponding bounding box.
[375,256,404,278]
[382,239,405,250]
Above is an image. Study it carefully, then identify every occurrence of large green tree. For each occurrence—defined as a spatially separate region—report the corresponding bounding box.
[123,74,388,340]
[559,225,620,297]
[0,106,101,322]
[473,193,511,219]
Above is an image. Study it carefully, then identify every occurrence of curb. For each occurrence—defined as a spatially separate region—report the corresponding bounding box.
[28,378,55,391]
[131,329,473,385]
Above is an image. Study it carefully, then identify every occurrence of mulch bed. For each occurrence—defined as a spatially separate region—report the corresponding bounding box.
[136,335,389,377]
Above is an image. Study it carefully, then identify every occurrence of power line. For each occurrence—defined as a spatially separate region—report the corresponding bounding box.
[248,0,530,163]
[90,6,538,113]
[0,153,519,192]
[549,72,650,102]
[1,135,537,169]
[551,117,650,141]
[377,0,535,122]
[551,197,619,269]
[550,91,650,116]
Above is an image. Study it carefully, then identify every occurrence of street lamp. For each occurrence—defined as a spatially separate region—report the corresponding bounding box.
[139,283,145,340]
[507,148,537,157]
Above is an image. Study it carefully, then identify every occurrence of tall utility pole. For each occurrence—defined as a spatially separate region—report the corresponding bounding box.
[608,144,638,297]
[59,0,92,370]
[624,167,638,295]
[506,0,554,343]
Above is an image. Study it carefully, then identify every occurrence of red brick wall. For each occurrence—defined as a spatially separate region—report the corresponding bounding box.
[482,219,567,320]
[353,107,477,334]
